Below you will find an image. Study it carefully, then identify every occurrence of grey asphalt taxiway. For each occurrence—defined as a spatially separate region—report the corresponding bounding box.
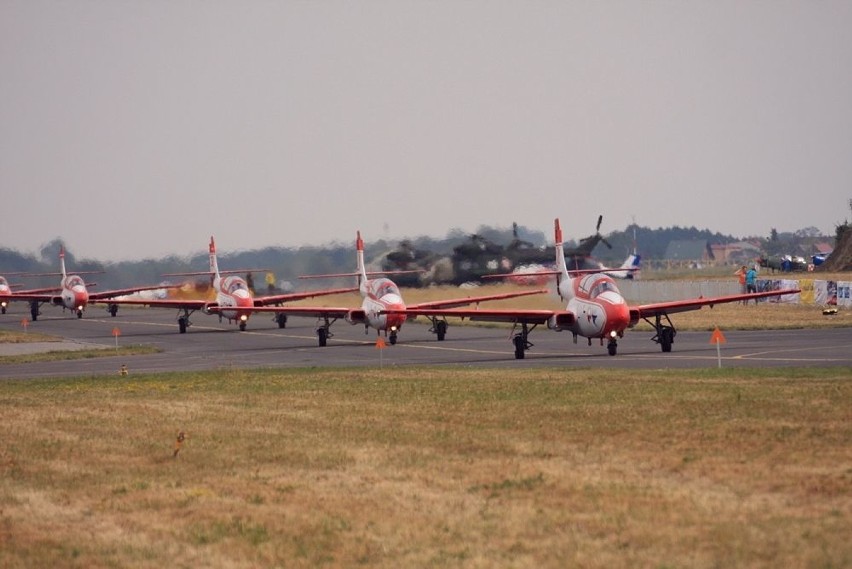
[1,303,850,379]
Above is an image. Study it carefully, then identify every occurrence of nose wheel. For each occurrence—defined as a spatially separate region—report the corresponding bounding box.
[607,338,618,356]
[389,330,398,345]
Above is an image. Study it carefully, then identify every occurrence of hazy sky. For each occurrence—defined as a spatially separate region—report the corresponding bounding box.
[2,1,851,261]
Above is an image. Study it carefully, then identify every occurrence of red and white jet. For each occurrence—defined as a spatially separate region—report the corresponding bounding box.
[90,236,357,333]
[382,219,800,358]
[0,274,61,315]
[0,248,172,321]
[248,231,547,346]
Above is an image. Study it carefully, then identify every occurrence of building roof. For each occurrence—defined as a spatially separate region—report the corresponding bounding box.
[664,240,714,261]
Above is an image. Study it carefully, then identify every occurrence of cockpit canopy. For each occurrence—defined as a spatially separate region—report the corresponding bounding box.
[65,276,85,289]
[578,274,621,299]
[226,278,248,295]
[370,278,400,299]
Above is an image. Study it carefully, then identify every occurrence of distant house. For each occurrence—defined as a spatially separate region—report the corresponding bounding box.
[663,240,715,265]
[814,241,834,256]
[710,241,761,264]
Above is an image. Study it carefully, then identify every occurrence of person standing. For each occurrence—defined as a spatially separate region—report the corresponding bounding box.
[734,265,747,293]
[745,265,758,303]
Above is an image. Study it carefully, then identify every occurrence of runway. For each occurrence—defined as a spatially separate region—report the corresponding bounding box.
[1,303,850,379]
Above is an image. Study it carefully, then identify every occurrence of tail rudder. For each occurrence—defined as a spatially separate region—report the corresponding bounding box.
[554,219,570,295]
[59,246,67,279]
[620,253,641,270]
[208,236,220,277]
[356,231,367,287]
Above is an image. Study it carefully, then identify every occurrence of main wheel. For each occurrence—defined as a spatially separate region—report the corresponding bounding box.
[109,305,118,317]
[318,327,328,347]
[178,317,188,334]
[660,328,674,352]
[513,334,526,359]
[277,314,287,329]
[31,305,38,321]
[436,321,447,341]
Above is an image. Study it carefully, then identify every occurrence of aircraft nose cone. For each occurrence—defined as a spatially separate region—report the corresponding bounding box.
[609,303,630,333]
[385,301,406,329]
[74,290,89,308]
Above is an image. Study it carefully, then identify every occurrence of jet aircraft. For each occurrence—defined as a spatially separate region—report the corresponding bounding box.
[247,231,548,346]
[0,275,61,314]
[0,248,172,321]
[382,219,800,358]
[90,237,357,332]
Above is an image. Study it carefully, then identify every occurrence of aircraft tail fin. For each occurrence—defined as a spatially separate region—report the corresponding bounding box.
[59,246,67,279]
[208,236,220,277]
[356,231,367,287]
[554,219,570,298]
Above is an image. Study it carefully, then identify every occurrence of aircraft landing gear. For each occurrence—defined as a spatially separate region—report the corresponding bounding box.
[276,314,287,329]
[316,316,336,347]
[659,327,674,352]
[177,308,194,334]
[30,301,39,321]
[239,321,247,331]
[646,313,676,353]
[1,305,6,315]
[389,329,398,345]
[108,304,118,317]
[511,322,535,359]
[607,337,618,356]
[428,318,448,341]
[76,309,83,319]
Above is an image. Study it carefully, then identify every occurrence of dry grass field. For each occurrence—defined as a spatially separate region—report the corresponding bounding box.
[1,366,851,568]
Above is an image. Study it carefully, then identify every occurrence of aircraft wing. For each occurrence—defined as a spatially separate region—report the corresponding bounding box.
[381,307,572,327]
[0,292,56,302]
[252,287,358,307]
[246,306,353,318]
[88,297,209,310]
[634,288,801,318]
[407,288,548,310]
[12,286,62,295]
[88,284,178,301]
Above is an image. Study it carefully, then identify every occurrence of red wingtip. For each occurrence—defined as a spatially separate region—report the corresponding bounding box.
[554,218,562,244]
[209,236,216,254]
[356,231,364,251]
